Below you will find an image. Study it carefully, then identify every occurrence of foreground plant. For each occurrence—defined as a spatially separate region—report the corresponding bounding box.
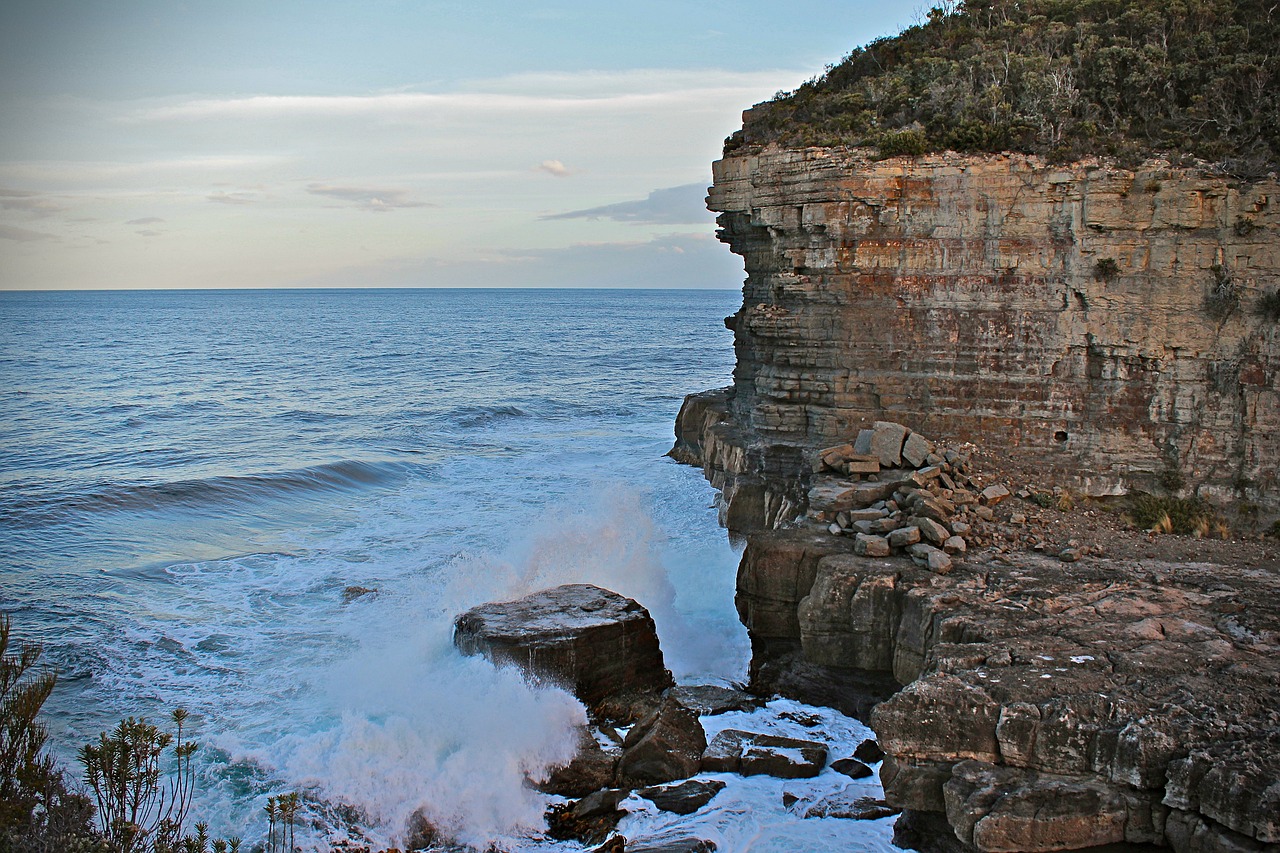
[78,710,198,853]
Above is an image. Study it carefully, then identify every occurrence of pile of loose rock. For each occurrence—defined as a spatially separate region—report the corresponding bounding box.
[807,421,1014,574]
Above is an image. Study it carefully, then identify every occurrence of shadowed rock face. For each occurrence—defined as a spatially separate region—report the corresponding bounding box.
[735,529,1280,852]
[688,148,1280,520]
[453,583,673,715]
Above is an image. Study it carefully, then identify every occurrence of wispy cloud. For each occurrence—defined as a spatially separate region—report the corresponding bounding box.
[535,160,572,178]
[544,183,710,224]
[305,183,429,212]
[135,229,162,237]
[207,191,256,205]
[0,224,59,242]
[0,188,65,216]
[125,216,164,225]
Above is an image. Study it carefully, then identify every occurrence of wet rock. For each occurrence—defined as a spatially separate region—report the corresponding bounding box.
[853,739,886,764]
[628,837,717,853]
[701,729,828,778]
[341,585,376,603]
[454,583,672,716]
[590,837,626,853]
[804,792,901,820]
[831,757,874,779]
[617,695,707,786]
[547,788,630,845]
[538,726,618,798]
[667,685,764,716]
[636,779,726,815]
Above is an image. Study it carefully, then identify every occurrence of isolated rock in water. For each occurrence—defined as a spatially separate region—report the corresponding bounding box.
[701,729,828,778]
[853,739,885,764]
[831,757,874,779]
[628,837,717,853]
[617,695,707,786]
[804,793,901,821]
[453,583,673,712]
[341,585,376,603]
[537,726,618,798]
[667,685,764,716]
[637,779,727,815]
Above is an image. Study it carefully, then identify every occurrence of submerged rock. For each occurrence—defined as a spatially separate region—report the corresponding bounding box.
[453,583,673,715]
[637,779,726,815]
[667,684,764,716]
[831,757,874,779]
[701,729,828,778]
[804,792,901,821]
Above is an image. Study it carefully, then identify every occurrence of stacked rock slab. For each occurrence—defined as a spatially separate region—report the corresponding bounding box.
[453,583,673,714]
[737,531,1280,852]
[702,145,1279,515]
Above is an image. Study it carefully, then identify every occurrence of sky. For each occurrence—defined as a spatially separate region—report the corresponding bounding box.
[0,1,922,290]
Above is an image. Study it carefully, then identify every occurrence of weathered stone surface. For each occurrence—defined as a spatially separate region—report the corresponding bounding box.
[705,147,1280,511]
[667,685,764,717]
[870,421,910,467]
[627,837,717,853]
[454,584,673,714]
[888,525,922,548]
[853,533,891,557]
[701,729,828,778]
[908,543,954,574]
[745,531,1280,851]
[804,792,901,821]
[617,695,707,787]
[636,779,726,815]
[735,530,851,640]
[902,433,934,468]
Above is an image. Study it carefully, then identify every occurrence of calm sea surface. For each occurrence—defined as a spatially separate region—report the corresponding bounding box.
[0,288,892,851]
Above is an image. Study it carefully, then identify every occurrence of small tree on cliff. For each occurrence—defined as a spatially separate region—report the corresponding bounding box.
[0,616,99,852]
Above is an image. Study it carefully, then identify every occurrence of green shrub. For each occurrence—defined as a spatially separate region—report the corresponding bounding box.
[1158,467,1186,492]
[1234,215,1258,236]
[1093,258,1120,282]
[1127,494,1223,536]
[1257,290,1280,321]
[875,128,929,158]
[736,0,1280,172]
[1204,264,1240,321]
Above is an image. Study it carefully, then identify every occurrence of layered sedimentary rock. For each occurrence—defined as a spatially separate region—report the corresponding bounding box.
[453,583,673,714]
[683,146,1280,516]
[737,531,1280,852]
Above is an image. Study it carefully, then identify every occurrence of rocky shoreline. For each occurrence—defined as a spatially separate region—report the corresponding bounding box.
[670,396,1279,853]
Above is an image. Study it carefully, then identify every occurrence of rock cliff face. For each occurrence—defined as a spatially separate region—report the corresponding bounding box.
[733,532,1280,853]
[695,145,1279,515]
[672,145,1280,852]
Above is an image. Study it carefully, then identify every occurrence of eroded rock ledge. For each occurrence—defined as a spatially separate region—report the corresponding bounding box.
[738,530,1279,852]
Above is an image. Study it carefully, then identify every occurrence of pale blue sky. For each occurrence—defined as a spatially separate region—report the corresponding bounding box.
[0,1,921,290]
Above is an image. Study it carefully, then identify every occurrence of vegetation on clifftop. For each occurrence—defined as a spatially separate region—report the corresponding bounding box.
[733,0,1278,172]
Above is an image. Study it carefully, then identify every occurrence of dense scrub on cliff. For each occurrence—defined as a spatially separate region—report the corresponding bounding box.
[734,0,1278,172]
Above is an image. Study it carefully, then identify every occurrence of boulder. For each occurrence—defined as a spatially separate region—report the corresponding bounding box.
[628,838,717,853]
[853,739,886,763]
[546,788,629,845]
[701,729,828,778]
[831,757,874,779]
[853,533,891,557]
[908,543,953,574]
[870,421,910,467]
[804,793,901,821]
[454,584,673,714]
[637,779,726,815]
[617,695,707,786]
[538,726,619,798]
[902,432,934,468]
[888,526,922,548]
[981,484,1011,505]
[667,685,764,716]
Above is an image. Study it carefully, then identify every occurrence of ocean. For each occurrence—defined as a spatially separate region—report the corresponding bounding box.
[0,288,893,852]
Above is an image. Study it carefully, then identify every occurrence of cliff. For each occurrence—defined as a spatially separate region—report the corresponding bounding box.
[680,146,1280,520]
[671,145,1280,852]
